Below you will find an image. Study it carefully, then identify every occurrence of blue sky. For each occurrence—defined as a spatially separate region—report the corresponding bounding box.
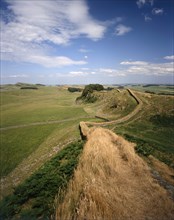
[1,0,174,85]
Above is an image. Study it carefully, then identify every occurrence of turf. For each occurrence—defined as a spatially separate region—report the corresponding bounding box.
[0,124,59,178]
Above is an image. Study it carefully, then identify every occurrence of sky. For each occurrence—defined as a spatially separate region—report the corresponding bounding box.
[0,0,174,85]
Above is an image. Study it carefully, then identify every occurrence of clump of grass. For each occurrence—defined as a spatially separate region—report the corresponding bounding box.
[0,140,84,220]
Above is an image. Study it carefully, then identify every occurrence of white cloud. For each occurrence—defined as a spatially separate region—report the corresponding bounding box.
[164,55,174,60]
[152,8,164,15]
[81,67,89,70]
[68,69,97,77]
[1,0,106,67]
[84,56,88,59]
[100,68,115,73]
[99,59,173,77]
[79,48,91,53]
[119,60,173,76]
[99,68,126,76]
[3,74,29,78]
[136,0,154,8]
[69,71,89,77]
[120,61,148,65]
[29,56,87,67]
[115,24,132,36]
[144,15,152,22]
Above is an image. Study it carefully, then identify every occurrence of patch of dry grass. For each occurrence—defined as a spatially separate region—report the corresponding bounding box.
[56,127,174,220]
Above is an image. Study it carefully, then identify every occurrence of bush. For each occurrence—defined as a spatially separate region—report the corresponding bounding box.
[68,87,82,92]
[20,86,38,90]
[106,87,114,91]
[77,84,104,103]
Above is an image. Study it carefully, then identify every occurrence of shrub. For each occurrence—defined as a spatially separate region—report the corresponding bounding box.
[20,86,38,90]
[68,87,82,92]
[77,84,104,103]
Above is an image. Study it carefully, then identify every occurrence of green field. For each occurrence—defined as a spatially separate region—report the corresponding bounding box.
[0,87,88,177]
[0,86,87,127]
[127,84,174,95]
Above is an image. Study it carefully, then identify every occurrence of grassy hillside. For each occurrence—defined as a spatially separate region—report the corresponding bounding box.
[0,86,95,198]
[1,84,173,219]
[83,89,137,120]
[0,141,84,219]
[0,86,87,127]
[56,127,174,220]
[109,91,174,166]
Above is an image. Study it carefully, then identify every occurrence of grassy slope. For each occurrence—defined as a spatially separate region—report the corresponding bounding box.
[0,141,84,220]
[0,87,87,176]
[0,87,87,127]
[83,89,137,120]
[0,124,58,177]
[109,91,174,165]
[56,127,174,220]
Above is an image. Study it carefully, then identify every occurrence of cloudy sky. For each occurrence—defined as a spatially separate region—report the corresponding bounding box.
[1,0,174,85]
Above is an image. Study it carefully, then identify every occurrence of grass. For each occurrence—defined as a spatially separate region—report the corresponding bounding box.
[127,85,174,95]
[0,140,84,220]
[1,84,174,218]
[0,87,87,127]
[83,89,137,120]
[56,127,174,220]
[0,86,89,178]
[110,91,174,166]
[0,86,96,198]
[0,124,59,178]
